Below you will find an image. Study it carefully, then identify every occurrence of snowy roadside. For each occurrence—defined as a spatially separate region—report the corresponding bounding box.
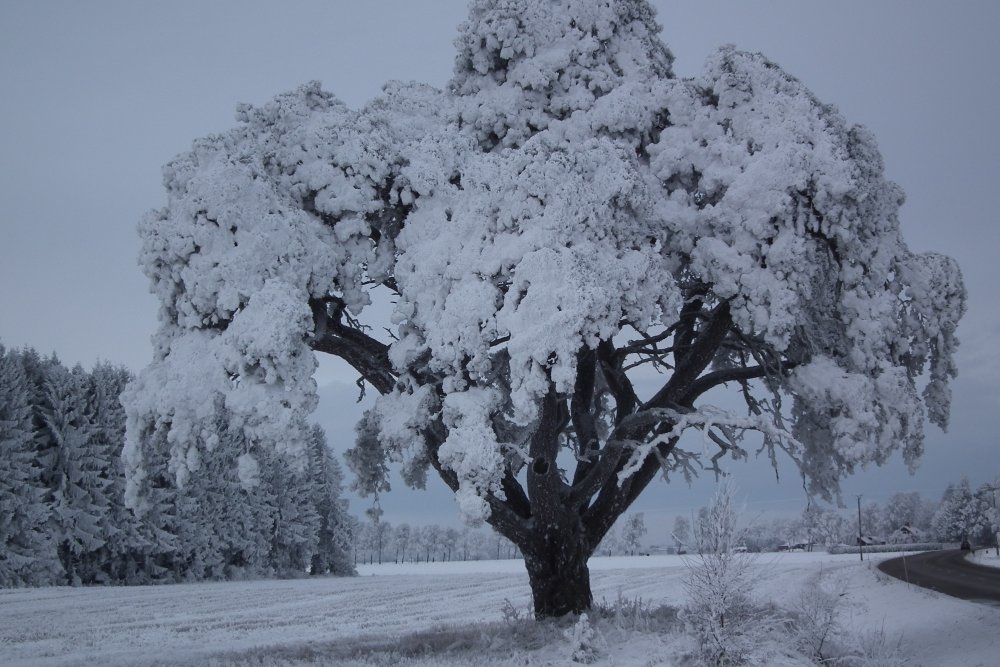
[969,549,1000,569]
[0,553,996,666]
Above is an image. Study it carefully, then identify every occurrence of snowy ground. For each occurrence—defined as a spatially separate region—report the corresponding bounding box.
[1,552,997,666]
[970,548,1000,569]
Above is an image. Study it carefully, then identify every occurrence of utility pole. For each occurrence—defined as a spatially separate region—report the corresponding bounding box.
[856,494,864,562]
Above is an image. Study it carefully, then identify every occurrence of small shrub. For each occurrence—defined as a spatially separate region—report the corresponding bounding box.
[682,484,776,666]
[845,622,905,667]
[563,613,607,664]
[594,590,653,631]
[786,572,848,662]
[499,597,525,624]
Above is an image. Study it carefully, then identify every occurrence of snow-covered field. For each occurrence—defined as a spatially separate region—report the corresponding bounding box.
[1,552,997,666]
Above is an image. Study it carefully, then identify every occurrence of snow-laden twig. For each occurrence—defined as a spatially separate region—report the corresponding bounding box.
[617,406,805,486]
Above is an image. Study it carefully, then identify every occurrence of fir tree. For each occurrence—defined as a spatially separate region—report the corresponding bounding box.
[265,452,320,575]
[41,363,116,584]
[129,422,182,581]
[88,362,149,583]
[307,425,354,575]
[0,346,61,586]
[932,478,990,543]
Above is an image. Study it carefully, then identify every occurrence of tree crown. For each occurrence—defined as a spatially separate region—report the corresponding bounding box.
[124,0,964,528]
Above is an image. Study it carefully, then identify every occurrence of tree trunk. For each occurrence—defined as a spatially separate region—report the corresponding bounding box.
[521,525,594,618]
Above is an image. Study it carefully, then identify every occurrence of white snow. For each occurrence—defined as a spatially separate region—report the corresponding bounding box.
[125,0,966,525]
[1,552,996,666]
[970,549,1000,570]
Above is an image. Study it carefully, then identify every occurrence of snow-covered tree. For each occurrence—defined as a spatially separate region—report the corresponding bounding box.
[859,501,888,542]
[980,479,1000,552]
[124,421,182,581]
[672,515,691,554]
[392,523,412,563]
[306,425,354,575]
[86,362,153,583]
[595,523,621,556]
[684,485,767,665]
[363,500,387,565]
[931,478,989,542]
[620,512,647,555]
[882,491,932,542]
[417,524,442,562]
[440,527,460,561]
[798,504,849,548]
[265,452,321,574]
[41,363,119,584]
[124,0,965,616]
[0,346,61,586]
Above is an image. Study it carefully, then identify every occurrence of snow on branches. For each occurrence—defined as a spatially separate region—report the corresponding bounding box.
[125,0,964,526]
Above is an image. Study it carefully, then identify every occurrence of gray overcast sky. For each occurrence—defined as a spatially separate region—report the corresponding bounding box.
[2,1,998,535]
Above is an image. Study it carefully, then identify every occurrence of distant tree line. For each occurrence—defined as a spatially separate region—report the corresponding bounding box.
[0,344,354,587]
[351,518,522,565]
[667,480,999,554]
[352,511,651,566]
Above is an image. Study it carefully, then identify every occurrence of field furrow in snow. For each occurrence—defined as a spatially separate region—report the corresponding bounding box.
[1,553,997,666]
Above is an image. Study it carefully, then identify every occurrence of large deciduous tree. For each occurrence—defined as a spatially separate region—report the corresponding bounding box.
[124,0,964,617]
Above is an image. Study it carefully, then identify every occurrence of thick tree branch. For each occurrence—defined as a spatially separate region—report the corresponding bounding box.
[567,438,626,509]
[576,302,734,546]
[423,417,530,539]
[673,291,706,368]
[581,432,680,550]
[566,404,682,511]
[571,347,599,487]
[527,387,568,524]
[310,298,396,395]
[681,364,771,403]
[500,469,532,520]
[647,301,733,410]
[596,339,637,425]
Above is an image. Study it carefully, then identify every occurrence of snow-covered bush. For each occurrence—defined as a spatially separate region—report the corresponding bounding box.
[785,572,848,662]
[682,485,776,665]
[563,613,607,664]
[845,623,906,667]
[594,591,660,632]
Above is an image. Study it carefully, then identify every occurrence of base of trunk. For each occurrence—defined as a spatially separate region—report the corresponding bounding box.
[523,538,593,618]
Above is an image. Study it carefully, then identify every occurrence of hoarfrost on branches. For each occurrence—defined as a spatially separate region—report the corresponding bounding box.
[125,0,964,616]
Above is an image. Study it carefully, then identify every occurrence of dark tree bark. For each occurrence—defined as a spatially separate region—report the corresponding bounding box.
[319,295,791,618]
[522,522,594,617]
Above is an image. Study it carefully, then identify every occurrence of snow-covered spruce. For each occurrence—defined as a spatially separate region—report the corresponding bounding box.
[0,347,60,586]
[0,345,353,587]
[124,0,964,617]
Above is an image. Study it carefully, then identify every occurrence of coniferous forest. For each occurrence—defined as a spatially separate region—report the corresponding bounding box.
[0,343,354,587]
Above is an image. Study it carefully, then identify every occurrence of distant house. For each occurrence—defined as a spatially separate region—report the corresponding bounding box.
[856,535,886,546]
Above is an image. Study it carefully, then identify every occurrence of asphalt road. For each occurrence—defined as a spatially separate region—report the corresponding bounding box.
[878,549,1000,603]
